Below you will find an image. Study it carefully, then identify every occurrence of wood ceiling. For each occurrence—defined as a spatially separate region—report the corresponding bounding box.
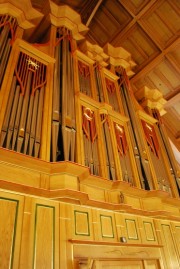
[30,0,180,152]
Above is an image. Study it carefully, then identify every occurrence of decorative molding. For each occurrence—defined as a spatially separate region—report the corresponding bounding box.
[104,43,136,76]
[0,196,19,268]
[49,2,88,41]
[125,219,139,240]
[74,211,90,236]
[0,2,43,29]
[143,221,156,241]
[100,215,114,238]
[79,40,109,67]
[0,148,180,221]
[135,86,167,116]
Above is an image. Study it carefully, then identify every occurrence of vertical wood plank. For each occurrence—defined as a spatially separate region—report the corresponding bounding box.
[33,204,55,269]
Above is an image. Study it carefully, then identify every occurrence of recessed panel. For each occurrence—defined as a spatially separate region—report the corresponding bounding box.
[161,224,179,268]
[33,205,55,269]
[175,226,180,253]
[100,215,114,238]
[0,198,18,269]
[120,0,150,15]
[126,219,139,240]
[74,211,90,236]
[143,221,155,241]
[140,0,180,48]
[120,25,159,71]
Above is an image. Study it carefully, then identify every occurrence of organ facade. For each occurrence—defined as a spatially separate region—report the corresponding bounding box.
[0,1,180,268]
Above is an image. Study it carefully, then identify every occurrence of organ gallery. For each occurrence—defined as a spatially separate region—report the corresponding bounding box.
[0,1,180,268]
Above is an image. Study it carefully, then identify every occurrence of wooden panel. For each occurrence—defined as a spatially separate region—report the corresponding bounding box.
[143,221,156,242]
[74,210,90,236]
[80,185,105,201]
[0,161,40,187]
[138,217,158,245]
[146,59,179,97]
[33,204,55,269]
[87,0,132,46]
[143,259,161,269]
[104,0,132,26]
[140,0,180,48]
[88,19,109,46]
[125,219,139,241]
[0,197,18,269]
[161,224,180,269]
[163,108,180,139]
[174,225,180,255]
[0,192,23,269]
[120,25,159,71]
[100,214,114,238]
[96,259,144,268]
[125,195,141,209]
[120,0,150,15]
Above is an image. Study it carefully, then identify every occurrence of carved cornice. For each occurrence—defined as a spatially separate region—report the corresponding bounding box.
[135,86,167,116]
[79,40,109,67]
[0,147,179,221]
[0,1,43,29]
[49,2,89,41]
[104,43,136,76]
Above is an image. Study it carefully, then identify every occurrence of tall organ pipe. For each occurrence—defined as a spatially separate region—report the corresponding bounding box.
[153,110,180,193]
[117,68,153,190]
[0,15,17,88]
[51,28,76,162]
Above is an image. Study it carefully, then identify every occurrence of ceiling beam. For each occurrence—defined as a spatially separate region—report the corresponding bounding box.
[111,0,158,45]
[119,0,159,19]
[86,0,103,27]
[130,37,180,83]
[165,93,180,107]
[165,87,180,101]
[80,0,103,27]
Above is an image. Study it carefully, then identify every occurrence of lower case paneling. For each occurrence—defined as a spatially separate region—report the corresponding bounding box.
[0,197,19,269]
[174,225,180,255]
[0,192,24,269]
[33,204,55,269]
[143,259,161,269]
[161,224,180,269]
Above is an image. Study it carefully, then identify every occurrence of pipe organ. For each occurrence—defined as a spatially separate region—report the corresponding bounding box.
[0,51,46,157]
[51,27,76,162]
[0,2,179,269]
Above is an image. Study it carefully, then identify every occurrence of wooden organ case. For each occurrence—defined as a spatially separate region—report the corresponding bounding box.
[0,2,180,269]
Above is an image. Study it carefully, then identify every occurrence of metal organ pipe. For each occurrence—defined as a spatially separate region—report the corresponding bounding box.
[0,15,17,88]
[51,28,76,162]
[116,67,153,190]
[0,51,47,158]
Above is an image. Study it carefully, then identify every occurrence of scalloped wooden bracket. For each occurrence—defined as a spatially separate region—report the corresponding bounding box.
[0,1,43,29]
[49,2,89,41]
[103,43,136,77]
[135,86,167,116]
[79,40,109,67]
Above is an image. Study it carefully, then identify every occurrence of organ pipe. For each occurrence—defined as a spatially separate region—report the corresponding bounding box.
[82,106,99,176]
[101,114,115,180]
[51,27,76,162]
[117,67,153,190]
[0,51,46,158]
[0,15,17,88]
[114,122,134,184]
